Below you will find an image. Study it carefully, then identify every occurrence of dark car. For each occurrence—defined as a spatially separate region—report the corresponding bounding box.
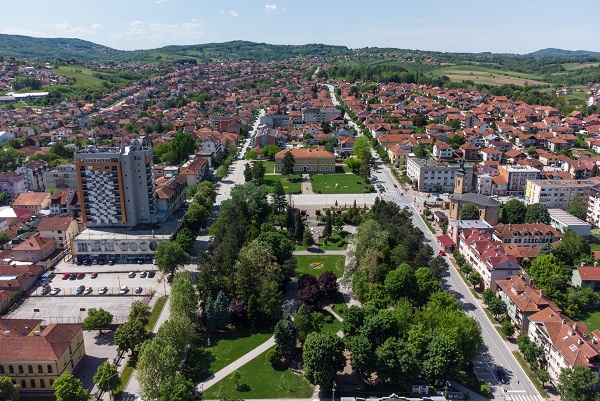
[41,285,51,295]
[147,271,155,278]
[496,368,506,383]
[76,285,85,295]
[69,273,77,280]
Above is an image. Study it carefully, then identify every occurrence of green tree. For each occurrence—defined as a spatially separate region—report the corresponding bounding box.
[83,308,113,334]
[274,316,298,359]
[303,332,346,386]
[359,163,371,182]
[243,163,253,182]
[353,136,371,163]
[413,145,427,157]
[421,333,461,386]
[525,203,551,224]
[137,338,179,401]
[154,240,189,276]
[114,319,148,353]
[324,137,338,153]
[459,203,480,220]
[500,199,527,224]
[271,181,287,213]
[487,297,506,320]
[346,156,362,172]
[52,371,89,401]
[0,375,19,401]
[156,315,195,360]
[252,161,266,182]
[428,255,449,279]
[468,271,482,289]
[294,304,313,344]
[346,334,376,382]
[185,202,210,230]
[175,228,195,253]
[169,132,197,165]
[557,366,600,401]
[415,267,441,307]
[170,272,198,322]
[0,191,9,205]
[282,150,296,177]
[257,230,294,266]
[501,319,516,338]
[93,362,121,398]
[157,374,196,401]
[215,165,229,180]
[566,197,587,221]
[555,228,591,266]
[262,145,281,160]
[0,232,10,245]
[384,264,415,301]
[529,254,571,289]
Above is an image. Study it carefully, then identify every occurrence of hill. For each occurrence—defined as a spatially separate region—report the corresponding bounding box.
[527,48,600,58]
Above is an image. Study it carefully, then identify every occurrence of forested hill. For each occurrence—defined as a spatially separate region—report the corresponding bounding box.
[527,48,600,58]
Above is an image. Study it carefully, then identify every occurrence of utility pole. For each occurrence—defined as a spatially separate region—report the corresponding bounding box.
[332,381,336,401]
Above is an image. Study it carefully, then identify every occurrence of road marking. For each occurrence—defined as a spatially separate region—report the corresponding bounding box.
[505,394,544,401]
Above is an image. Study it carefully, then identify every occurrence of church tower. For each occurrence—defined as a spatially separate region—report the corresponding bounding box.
[454,159,466,195]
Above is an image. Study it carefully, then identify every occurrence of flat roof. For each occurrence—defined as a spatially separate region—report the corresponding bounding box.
[548,208,590,226]
[528,179,598,188]
[449,219,494,229]
[408,156,473,169]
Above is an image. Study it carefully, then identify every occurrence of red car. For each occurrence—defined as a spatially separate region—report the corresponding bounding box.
[439,250,446,256]
[62,273,70,280]
[393,184,397,188]
[90,272,98,279]
[76,272,85,279]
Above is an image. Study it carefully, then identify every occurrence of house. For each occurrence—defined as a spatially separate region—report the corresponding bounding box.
[274,148,335,174]
[457,143,479,161]
[11,192,50,213]
[572,266,600,292]
[179,157,209,187]
[504,148,527,164]
[155,176,187,219]
[480,147,502,162]
[11,235,56,263]
[0,319,85,394]
[37,216,79,250]
[432,141,453,159]
[492,223,562,246]
[48,190,79,217]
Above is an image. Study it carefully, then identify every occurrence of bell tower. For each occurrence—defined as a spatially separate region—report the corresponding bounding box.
[454,159,466,195]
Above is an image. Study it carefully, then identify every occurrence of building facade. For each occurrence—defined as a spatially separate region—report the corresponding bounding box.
[43,164,79,191]
[497,165,540,196]
[526,179,596,210]
[406,157,474,192]
[75,141,157,227]
[274,148,335,174]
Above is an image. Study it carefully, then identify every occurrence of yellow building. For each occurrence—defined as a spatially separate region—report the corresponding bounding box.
[274,148,335,173]
[0,319,85,393]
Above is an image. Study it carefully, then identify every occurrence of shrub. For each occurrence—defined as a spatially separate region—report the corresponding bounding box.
[266,348,279,365]
[479,382,491,397]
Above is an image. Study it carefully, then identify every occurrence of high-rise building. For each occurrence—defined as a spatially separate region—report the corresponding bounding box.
[75,141,156,227]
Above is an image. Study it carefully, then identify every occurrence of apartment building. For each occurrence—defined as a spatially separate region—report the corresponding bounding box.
[302,107,341,124]
[406,157,474,192]
[43,164,79,191]
[492,223,562,246]
[75,141,156,227]
[497,165,540,196]
[15,160,49,192]
[526,179,596,210]
[586,184,600,227]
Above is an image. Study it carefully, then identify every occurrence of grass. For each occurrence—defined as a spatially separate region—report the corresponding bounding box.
[431,65,549,86]
[295,255,346,277]
[336,164,351,173]
[117,365,134,394]
[52,66,106,87]
[260,160,276,173]
[319,309,344,335]
[311,173,370,194]
[263,174,302,194]
[146,296,167,331]
[317,230,350,250]
[581,310,600,332]
[512,351,548,397]
[207,326,274,372]
[203,347,314,399]
[420,214,436,234]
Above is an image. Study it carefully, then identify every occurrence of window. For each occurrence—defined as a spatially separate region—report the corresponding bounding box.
[18,365,23,374]
[0,366,3,374]
[47,365,53,373]
[30,379,36,388]
[28,365,33,374]
[40,379,45,388]
[38,365,43,374]
[20,380,26,389]
[9,366,14,374]
[49,379,54,386]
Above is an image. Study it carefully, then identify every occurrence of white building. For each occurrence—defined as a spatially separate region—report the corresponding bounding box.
[526,179,597,209]
[406,157,474,192]
[548,208,591,239]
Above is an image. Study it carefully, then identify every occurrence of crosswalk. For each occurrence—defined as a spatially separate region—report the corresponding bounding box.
[505,392,545,401]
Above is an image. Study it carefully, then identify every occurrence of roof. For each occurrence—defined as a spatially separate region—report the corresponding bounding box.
[496,275,556,313]
[11,192,49,207]
[576,266,600,282]
[274,147,335,160]
[493,223,562,240]
[450,192,501,207]
[0,322,83,362]
[37,216,75,232]
[437,235,455,247]
[12,235,54,251]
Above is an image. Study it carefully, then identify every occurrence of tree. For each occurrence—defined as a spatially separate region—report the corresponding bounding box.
[93,362,121,398]
[185,202,210,230]
[52,371,89,401]
[156,315,195,359]
[282,150,296,177]
[487,297,506,320]
[114,319,148,353]
[428,255,449,279]
[274,316,298,359]
[346,334,376,382]
[525,203,551,224]
[415,267,441,307]
[262,145,281,160]
[346,156,362,172]
[154,240,189,276]
[555,228,591,266]
[566,197,587,221]
[215,165,228,180]
[459,203,480,220]
[324,137,338,153]
[421,333,461,386]
[257,230,295,265]
[501,319,516,338]
[529,254,571,289]
[137,338,179,401]
[294,304,313,344]
[359,163,371,182]
[0,375,19,401]
[303,332,346,386]
[170,272,198,322]
[413,145,427,157]
[213,290,230,330]
[252,161,266,182]
[243,163,253,182]
[536,369,550,387]
[558,366,600,401]
[384,264,415,301]
[175,228,195,253]
[353,136,371,163]
[129,301,151,325]
[482,289,495,305]
[468,271,482,289]
[157,374,196,401]
[0,232,10,246]
[500,199,527,224]
[83,308,113,334]
[271,181,287,213]
[0,191,9,206]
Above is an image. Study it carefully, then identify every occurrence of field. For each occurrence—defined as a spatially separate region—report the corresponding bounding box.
[52,66,106,87]
[295,255,346,277]
[311,173,370,194]
[432,64,549,86]
[206,327,274,372]
[582,310,600,333]
[263,174,302,194]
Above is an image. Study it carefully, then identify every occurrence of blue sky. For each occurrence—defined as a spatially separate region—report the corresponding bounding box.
[2,0,599,54]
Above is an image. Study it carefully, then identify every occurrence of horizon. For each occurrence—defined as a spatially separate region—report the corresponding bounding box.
[0,0,599,54]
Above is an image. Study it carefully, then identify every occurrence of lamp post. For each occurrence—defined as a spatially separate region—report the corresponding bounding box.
[104,371,119,401]
[332,381,337,401]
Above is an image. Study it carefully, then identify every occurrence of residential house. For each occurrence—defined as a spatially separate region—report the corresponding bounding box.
[178,157,208,187]
[155,176,187,219]
[48,190,79,217]
[481,147,502,162]
[387,145,409,167]
[15,160,49,192]
[37,216,79,250]
[572,266,600,292]
[492,223,562,246]
[11,192,50,213]
[432,141,453,159]
[406,157,474,192]
[11,235,56,263]
[497,165,540,196]
[0,172,27,202]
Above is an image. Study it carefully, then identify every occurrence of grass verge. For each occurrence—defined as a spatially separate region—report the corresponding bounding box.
[420,214,436,234]
[512,351,548,397]
[203,347,314,399]
[295,255,346,277]
[311,173,370,194]
[146,296,167,331]
[263,174,302,194]
[207,327,274,372]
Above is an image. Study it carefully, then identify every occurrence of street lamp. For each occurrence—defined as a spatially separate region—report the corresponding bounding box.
[104,371,119,401]
[332,381,337,401]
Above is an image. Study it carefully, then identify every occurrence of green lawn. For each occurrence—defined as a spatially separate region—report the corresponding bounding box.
[311,173,370,194]
[317,231,350,250]
[336,164,351,173]
[582,310,600,333]
[146,296,167,331]
[207,327,274,372]
[53,66,106,86]
[203,347,314,399]
[263,174,302,194]
[295,255,346,277]
[318,309,344,335]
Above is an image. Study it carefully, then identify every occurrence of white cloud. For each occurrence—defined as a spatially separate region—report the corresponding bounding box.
[45,22,103,36]
[111,19,205,49]
[230,11,239,17]
[90,24,103,30]
[265,4,277,13]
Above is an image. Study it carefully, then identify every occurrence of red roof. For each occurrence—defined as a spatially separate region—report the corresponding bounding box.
[437,235,455,247]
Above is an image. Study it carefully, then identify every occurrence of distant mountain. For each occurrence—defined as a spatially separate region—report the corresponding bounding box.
[0,34,126,62]
[527,48,600,58]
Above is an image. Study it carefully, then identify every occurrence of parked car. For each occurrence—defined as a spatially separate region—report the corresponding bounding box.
[41,286,51,295]
[62,273,70,280]
[84,287,93,295]
[139,271,147,278]
[99,287,108,295]
[134,287,143,294]
[92,259,98,265]
[128,272,136,278]
[147,271,155,278]
[119,286,129,294]
[496,368,506,383]
[90,272,98,279]
[51,287,61,295]
[439,249,446,256]
[69,273,77,280]
[76,272,85,279]
[76,285,85,295]
[108,260,114,266]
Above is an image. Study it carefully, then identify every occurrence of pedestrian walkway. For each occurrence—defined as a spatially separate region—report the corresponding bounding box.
[301,174,313,194]
[504,393,545,401]
[293,249,347,256]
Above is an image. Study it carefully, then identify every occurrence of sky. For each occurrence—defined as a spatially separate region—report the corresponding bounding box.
[1,0,599,54]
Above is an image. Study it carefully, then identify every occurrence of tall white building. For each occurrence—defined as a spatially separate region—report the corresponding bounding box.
[526,179,597,209]
[75,140,156,227]
[406,157,474,192]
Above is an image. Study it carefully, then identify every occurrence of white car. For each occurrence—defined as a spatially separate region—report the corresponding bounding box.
[119,286,129,294]
[50,287,61,295]
[128,272,136,278]
[135,287,143,294]
[84,287,93,295]
[99,287,108,295]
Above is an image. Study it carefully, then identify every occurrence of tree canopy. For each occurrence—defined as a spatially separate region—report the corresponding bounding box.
[500,199,526,224]
[52,371,89,401]
[154,240,189,276]
[459,203,480,220]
